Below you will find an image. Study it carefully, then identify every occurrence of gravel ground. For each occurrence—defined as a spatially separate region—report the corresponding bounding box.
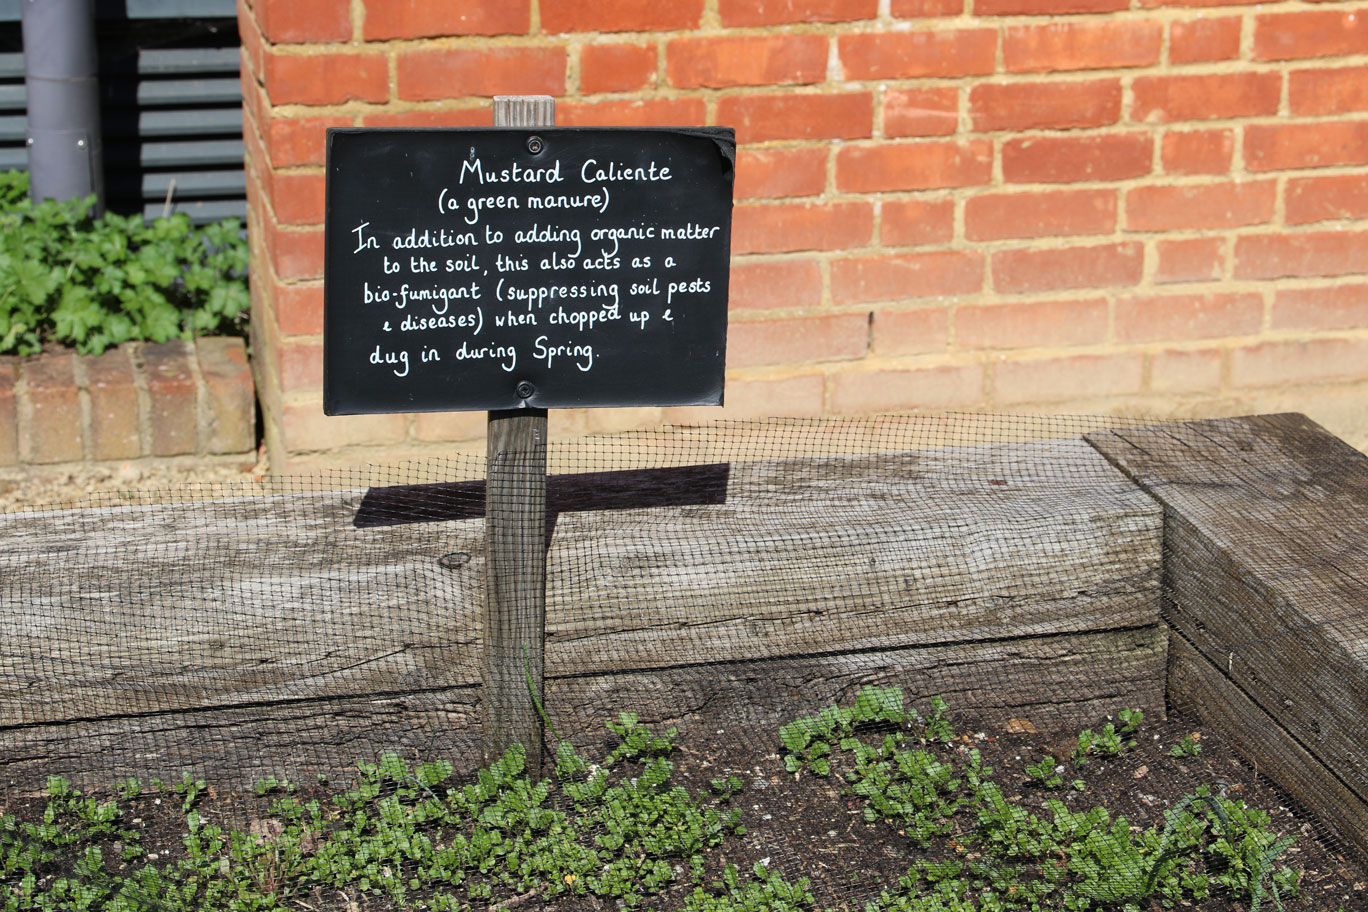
[0,454,268,513]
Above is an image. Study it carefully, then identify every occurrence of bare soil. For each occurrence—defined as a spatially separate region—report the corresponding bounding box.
[0,457,265,513]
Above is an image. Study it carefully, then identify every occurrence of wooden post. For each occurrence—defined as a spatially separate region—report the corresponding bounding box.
[482,95,553,776]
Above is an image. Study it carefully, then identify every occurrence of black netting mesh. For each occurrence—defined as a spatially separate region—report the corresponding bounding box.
[2,413,1366,911]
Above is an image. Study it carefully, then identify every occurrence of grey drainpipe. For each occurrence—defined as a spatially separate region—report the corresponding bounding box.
[21,0,104,214]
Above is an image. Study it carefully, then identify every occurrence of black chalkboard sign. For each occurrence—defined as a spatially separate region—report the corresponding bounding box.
[323,127,735,415]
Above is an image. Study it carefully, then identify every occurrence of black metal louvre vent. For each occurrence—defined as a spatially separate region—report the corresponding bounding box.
[0,0,243,224]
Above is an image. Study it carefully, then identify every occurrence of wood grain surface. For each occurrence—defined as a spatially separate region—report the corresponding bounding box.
[1089,413,1368,853]
[2,438,1162,770]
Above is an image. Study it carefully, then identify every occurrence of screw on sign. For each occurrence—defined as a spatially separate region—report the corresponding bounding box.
[322,96,735,775]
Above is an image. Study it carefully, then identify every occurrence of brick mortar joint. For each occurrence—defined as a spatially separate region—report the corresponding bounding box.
[129,343,154,459]
[13,361,33,464]
[185,340,211,457]
[71,353,95,463]
[1,349,239,467]
[249,81,1365,133]
[250,3,1303,51]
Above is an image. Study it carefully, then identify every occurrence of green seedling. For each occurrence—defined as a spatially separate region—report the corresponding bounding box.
[853,685,910,727]
[779,719,833,776]
[1201,788,1301,912]
[1,707,758,910]
[1024,755,1064,790]
[606,712,678,765]
[1072,722,1135,767]
[922,695,955,743]
[832,699,1304,912]
[174,772,207,813]
[252,775,293,796]
[848,742,963,847]
[710,775,745,800]
[779,687,953,776]
[0,696,1312,912]
[678,863,815,912]
[1171,734,1203,758]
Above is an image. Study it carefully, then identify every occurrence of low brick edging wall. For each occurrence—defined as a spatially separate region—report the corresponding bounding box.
[0,338,257,471]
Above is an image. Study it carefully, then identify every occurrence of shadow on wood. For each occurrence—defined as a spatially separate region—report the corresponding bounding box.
[352,463,731,533]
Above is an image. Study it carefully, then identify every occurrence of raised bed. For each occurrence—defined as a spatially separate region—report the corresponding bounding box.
[1090,413,1368,860]
[1,411,1365,874]
[0,433,1163,791]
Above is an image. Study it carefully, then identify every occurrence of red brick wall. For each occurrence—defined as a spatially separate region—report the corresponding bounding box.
[238,0,1368,469]
[0,340,256,472]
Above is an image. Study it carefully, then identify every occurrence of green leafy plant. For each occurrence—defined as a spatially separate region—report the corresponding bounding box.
[0,714,755,912]
[866,860,981,912]
[922,695,955,743]
[1202,787,1301,912]
[779,719,833,776]
[605,711,678,765]
[1024,754,1065,790]
[795,692,1305,912]
[675,862,815,912]
[854,685,910,727]
[780,685,919,777]
[1171,734,1203,758]
[1072,721,1135,768]
[252,775,294,796]
[710,775,745,800]
[0,170,248,355]
[0,171,27,209]
[851,745,963,846]
[173,773,207,814]
[0,696,1312,912]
